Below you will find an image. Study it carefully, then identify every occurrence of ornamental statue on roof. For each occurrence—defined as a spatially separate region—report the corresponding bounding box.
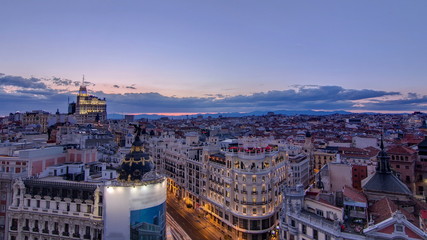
[117,124,153,183]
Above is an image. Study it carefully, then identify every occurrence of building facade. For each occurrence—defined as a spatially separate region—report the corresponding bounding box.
[22,110,50,133]
[75,83,107,124]
[8,178,103,240]
[202,144,289,240]
[149,132,292,240]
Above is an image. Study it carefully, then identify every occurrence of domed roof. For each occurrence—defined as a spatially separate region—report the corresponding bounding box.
[363,135,411,196]
[117,125,153,182]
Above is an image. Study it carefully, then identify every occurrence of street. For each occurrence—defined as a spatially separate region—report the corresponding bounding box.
[167,196,225,240]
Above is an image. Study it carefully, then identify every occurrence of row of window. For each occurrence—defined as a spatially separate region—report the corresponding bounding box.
[23,199,92,213]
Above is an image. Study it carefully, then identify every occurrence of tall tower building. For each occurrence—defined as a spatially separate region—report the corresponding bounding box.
[76,76,107,124]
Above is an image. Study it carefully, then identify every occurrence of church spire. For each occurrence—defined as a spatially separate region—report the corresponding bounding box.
[316,171,324,190]
[376,134,391,173]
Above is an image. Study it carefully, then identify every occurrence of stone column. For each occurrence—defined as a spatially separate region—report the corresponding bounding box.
[94,186,100,216]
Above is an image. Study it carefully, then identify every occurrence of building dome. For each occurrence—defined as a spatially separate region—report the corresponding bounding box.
[117,125,153,182]
[363,135,412,197]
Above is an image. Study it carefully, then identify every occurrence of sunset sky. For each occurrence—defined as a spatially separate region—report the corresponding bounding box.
[1,1,426,116]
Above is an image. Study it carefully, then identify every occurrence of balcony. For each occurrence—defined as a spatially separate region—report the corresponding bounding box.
[52,230,59,235]
[42,229,49,234]
[288,225,298,235]
[240,200,271,205]
[32,227,39,232]
[84,234,91,239]
[10,225,18,231]
[73,233,81,238]
[63,232,70,236]
[22,226,30,231]
[349,210,366,219]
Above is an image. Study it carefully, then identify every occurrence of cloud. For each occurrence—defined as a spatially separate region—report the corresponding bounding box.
[125,85,136,90]
[16,88,56,96]
[113,85,120,88]
[50,77,81,87]
[0,74,426,115]
[0,74,46,88]
[91,85,408,114]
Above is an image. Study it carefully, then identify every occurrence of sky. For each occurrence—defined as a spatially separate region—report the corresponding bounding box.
[0,0,426,116]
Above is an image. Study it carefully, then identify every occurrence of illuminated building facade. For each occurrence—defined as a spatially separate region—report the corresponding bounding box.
[202,143,289,240]
[104,125,166,240]
[148,132,292,240]
[76,80,107,124]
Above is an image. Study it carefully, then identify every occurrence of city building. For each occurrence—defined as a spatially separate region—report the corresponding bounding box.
[312,148,337,173]
[288,153,310,187]
[201,142,289,240]
[362,139,412,202]
[387,145,417,192]
[5,125,166,240]
[351,165,368,190]
[279,184,427,240]
[147,131,293,240]
[279,184,362,240]
[104,125,166,240]
[75,80,107,124]
[7,177,103,240]
[0,144,97,240]
[415,120,427,200]
[22,110,50,133]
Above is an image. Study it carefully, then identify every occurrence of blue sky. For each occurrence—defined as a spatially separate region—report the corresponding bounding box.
[1,1,426,115]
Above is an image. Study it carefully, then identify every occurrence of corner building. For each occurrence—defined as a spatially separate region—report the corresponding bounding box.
[202,143,289,240]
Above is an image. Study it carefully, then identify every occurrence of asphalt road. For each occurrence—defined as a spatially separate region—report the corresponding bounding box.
[167,197,224,240]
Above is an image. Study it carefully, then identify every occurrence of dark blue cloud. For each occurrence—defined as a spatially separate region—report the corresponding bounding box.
[50,77,81,87]
[16,89,56,96]
[0,74,426,115]
[92,86,408,113]
[0,74,46,88]
[125,85,136,89]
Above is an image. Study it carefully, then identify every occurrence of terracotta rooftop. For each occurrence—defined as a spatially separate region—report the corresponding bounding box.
[387,145,416,155]
[343,185,367,203]
[369,197,418,226]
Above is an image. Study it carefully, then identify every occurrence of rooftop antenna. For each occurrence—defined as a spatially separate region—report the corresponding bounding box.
[82,74,85,86]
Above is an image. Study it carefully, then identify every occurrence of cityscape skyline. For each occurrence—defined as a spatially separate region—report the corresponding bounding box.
[1,1,427,115]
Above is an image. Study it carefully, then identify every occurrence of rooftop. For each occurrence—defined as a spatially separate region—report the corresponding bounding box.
[343,186,367,203]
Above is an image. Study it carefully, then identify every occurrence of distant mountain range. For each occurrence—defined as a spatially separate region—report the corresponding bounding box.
[108,110,355,120]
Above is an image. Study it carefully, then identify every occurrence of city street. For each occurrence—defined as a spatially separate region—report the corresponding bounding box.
[167,196,225,240]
